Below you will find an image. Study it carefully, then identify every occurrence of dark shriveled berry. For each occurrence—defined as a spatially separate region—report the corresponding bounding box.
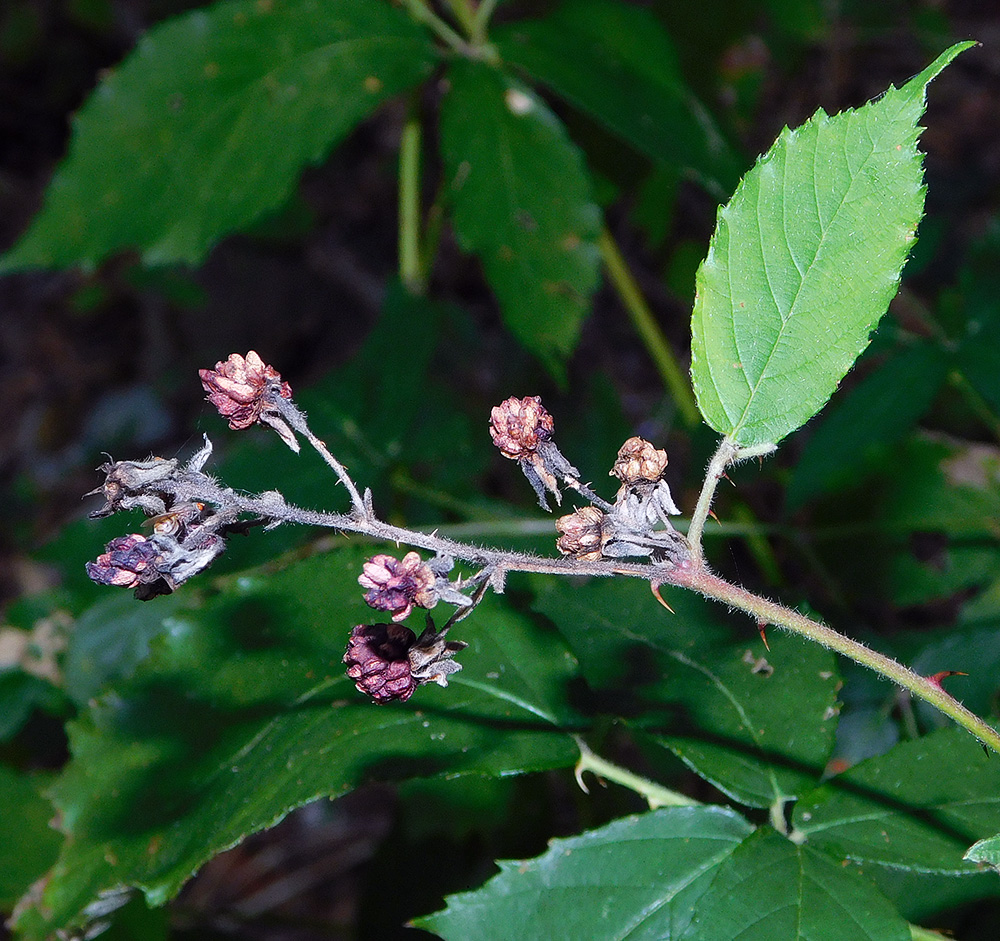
[344,623,418,704]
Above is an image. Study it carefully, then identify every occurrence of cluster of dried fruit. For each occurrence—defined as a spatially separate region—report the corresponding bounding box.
[86,355,687,704]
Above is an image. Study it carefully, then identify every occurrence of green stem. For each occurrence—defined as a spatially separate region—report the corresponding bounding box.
[687,439,738,564]
[471,0,500,43]
[574,737,698,809]
[401,0,469,52]
[443,0,477,36]
[687,438,774,565]
[948,368,1000,444]
[598,228,700,428]
[666,563,1000,755]
[398,110,424,295]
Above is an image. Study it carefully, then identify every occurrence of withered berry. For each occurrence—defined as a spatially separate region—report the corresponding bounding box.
[612,437,669,483]
[358,552,437,622]
[344,623,418,703]
[199,351,292,431]
[85,534,161,589]
[489,396,554,460]
[555,507,607,561]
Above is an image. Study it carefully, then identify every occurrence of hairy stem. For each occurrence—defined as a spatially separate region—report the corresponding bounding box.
[667,562,1000,755]
[598,228,700,428]
[574,737,698,809]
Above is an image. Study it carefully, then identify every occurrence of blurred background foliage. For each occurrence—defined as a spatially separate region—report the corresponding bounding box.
[2,0,1000,938]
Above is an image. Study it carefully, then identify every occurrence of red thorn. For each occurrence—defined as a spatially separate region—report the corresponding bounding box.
[757,620,770,651]
[651,581,675,614]
[708,509,719,523]
[926,670,968,690]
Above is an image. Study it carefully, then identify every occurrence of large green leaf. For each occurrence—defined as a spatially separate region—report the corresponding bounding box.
[792,728,1000,873]
[493,0,741,195]
[14,548,579,940]
[415,806,755,940]
[649,633,839,809]
[533,578,840,808]
[1,0,437,270]
[440,59,601,376]
[690,43,972,448]
[680,828,910,941]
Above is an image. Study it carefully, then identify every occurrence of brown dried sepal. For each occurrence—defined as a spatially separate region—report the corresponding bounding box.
[344,623,418,704]
[199,351,292,431]
[555,507,607,561]
[489,395,554,461]
[611,437,668,483]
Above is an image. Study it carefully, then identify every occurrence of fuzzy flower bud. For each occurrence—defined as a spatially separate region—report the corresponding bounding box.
[358,552,437,622]
[199,351,292,431]
[489,396,554,460]
[344,623,418,703]
[555,507,607,561]
[612,437,669,483]
[85,534,161,589]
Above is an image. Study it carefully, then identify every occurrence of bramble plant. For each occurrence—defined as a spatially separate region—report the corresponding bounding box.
[1,1,999,939]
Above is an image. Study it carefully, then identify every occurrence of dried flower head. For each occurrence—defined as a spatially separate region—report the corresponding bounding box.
[555,507,607,561]
[489,396,554,461]
[85,534,161,589]
[344,623,418,703]
[199,351,292,431]
[612,437,669,483]
[358,552,437,622]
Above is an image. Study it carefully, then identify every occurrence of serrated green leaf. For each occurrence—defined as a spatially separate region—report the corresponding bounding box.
[793,728,1000,873]
[690,43,973,448]
[14,548,578,940]
[651,634,840,809]
[533,578,840,807]
[679,827,910,941]
[494,0,741,195]
[786,342,948,509]
[0,767,62,909]
[440,60,601,377]
[2,0,436,270]
[415,807,754,940]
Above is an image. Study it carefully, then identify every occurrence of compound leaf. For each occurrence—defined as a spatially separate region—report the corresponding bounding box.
[2,0,436,270]
[13,548,578,940]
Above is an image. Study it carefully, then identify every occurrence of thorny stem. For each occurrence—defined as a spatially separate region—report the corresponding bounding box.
[272,413,1000,755]
[574,737,698,809]
[598,228,700,428]
[666,563,1000,755]
[270,398,368,518]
